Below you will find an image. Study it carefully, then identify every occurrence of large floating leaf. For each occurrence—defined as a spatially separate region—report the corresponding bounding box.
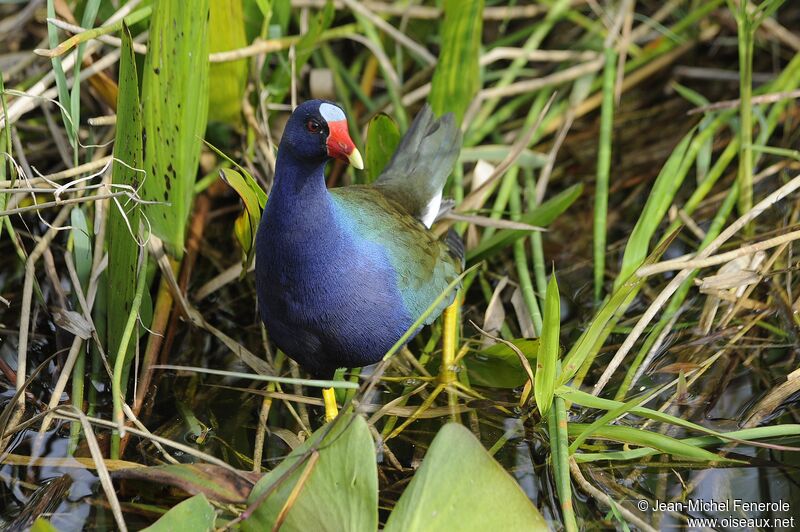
[108,24,143,372]
[243,414,377,532]
[384,423,547,531]
[141,0,210,257]
[428,0,484,125]
[143,493,216,532]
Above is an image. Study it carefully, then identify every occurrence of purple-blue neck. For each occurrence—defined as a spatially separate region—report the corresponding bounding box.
[272,147,328,200]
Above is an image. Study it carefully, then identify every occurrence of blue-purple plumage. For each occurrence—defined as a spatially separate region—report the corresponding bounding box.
[255,100,462,378]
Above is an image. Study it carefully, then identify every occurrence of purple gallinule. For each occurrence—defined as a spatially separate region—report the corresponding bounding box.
[255,100,463,420]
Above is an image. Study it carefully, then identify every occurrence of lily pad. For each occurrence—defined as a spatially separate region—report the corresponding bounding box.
[384,423,548,531]
[243,414,377,532]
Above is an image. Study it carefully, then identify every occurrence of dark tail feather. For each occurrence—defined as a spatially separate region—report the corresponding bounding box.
[374,105,462,221]
[443,228,465,267]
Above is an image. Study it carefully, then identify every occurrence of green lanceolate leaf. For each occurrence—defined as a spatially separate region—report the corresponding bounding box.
[208,0,248,124]
[108,24,143,369]
[219,168,263,269]
[428,0,484,125]
[365,113,400,182]
[143,493,216,532]
[244,414,377,532]
[385,423,547,531]
[535,273,560,416]
[141,0,210,257]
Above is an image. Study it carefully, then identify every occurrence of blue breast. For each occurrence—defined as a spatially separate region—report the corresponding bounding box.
[255,186,414,379]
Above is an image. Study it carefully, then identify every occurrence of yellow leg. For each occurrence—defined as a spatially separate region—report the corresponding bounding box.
[322,387,339,422]
[440,296,459,385]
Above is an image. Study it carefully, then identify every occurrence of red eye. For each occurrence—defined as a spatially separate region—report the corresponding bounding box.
[306,119,321,133]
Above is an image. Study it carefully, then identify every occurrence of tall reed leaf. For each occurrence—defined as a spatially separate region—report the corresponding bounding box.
[208,0,248,124]
[142,0,210,257]
[108,24,143,372]
[535,273,560,416]
[428,0,483,125]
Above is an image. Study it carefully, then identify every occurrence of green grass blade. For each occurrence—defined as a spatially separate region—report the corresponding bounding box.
[46,0,75,150]
[141,0,210,258]
[567,424,737,463]
[428,0,483,125]
[549,397,578,532]
[68,0,101,164]
[573,425,800,463]
[593,48,616,302]
[535,273,560,416]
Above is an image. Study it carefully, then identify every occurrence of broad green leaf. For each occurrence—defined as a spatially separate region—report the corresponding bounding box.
[108,24,143,374]
[467,184,582,263]
[142,0,210,257]
[208,0,248,124]
[428,0,483,125]
[220,168,263,269]
[384,423,547,532]
[465,338,539,388]
[535,274,560,416]
[567,423,736,463]
[244,414,377,532]
[614,130,694,287]
[365,113,400,182]
[143,493,216,532]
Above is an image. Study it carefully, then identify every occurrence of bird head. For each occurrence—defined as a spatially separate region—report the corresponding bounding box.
[281,100,364,169]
